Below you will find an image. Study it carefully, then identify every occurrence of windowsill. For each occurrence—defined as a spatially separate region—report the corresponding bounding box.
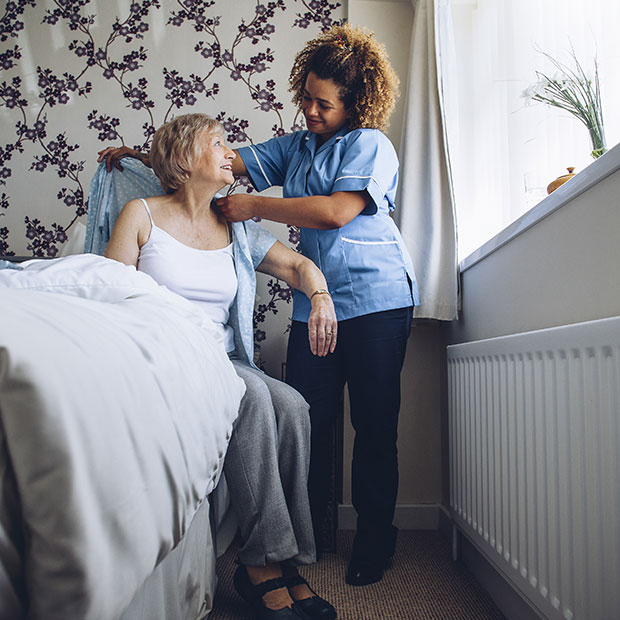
[459,141,620,273]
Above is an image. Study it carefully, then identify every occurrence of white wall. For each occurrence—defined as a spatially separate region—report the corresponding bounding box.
[348,0,414,153]
[448,151,620,345]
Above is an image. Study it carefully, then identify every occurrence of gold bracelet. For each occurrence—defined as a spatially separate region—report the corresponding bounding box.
[310,289,330,301]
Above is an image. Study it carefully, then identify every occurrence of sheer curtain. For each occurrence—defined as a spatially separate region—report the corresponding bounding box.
[445,0,620,260]
[397,0,459,321]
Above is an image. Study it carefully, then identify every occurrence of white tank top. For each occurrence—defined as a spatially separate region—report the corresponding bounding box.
[136,198,237,352]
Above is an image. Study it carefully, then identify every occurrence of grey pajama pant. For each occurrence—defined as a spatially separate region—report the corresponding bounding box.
[224,360,316,567]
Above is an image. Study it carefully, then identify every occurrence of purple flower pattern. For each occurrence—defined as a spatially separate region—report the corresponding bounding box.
[294,0,344,30]
[1,0,343,363]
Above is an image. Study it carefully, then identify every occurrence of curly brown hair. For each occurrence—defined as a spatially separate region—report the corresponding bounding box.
[289,23,399,132]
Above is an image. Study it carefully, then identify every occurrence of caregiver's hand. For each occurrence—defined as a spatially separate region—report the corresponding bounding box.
[215,194,258,223]
[97,146,142,172]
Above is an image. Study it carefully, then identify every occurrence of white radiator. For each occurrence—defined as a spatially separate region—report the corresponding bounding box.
[447,316,620,620]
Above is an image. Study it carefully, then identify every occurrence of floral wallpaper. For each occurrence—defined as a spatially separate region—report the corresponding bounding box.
[0,0,344,374]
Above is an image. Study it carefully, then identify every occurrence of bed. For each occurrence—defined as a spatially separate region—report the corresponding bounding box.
[0,253,246,620]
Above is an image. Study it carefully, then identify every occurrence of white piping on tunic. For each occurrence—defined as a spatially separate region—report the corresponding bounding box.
[341,237,399,246]
[334,174,385,195]
[247,145,272,186]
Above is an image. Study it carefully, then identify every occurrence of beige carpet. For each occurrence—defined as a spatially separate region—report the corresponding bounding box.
[209,530,506,620]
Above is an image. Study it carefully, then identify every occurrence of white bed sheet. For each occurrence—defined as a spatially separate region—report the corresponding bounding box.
[0,255,245,620]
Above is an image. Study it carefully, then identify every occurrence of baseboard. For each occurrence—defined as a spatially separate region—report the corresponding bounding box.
[437,504,453,539]
[337,503,441,530]
[438,509,544,620]
[459,534,545,620]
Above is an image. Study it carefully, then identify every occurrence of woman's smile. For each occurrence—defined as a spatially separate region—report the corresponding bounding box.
[301,72,349,143]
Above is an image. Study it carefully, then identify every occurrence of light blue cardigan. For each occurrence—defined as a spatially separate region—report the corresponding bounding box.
[86,159,277,368]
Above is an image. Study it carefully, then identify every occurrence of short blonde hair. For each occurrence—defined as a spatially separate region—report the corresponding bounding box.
[149,113,222,193]
[289,23,399,132]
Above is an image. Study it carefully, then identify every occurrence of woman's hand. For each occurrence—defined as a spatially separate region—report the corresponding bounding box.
[97,146,142,172]
[255,241,337,357]
[215,194,258,222]
[307,292,337,357]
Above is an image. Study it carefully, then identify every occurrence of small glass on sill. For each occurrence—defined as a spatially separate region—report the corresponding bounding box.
[523,171,547,211]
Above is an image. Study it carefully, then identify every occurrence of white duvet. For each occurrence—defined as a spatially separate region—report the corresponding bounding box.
[0,254,245,620]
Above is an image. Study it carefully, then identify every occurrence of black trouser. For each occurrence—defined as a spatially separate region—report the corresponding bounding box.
[286,306,412,558]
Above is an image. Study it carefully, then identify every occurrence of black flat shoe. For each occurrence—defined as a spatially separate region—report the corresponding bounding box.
[283,573,337,620]
[233,564,311,619]
[345,555,392,587]
[346,524,397,586]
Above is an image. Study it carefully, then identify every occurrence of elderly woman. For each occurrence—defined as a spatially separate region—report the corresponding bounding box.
[104,113,337,620]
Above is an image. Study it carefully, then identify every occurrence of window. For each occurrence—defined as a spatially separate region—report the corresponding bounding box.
[444,0,620,260]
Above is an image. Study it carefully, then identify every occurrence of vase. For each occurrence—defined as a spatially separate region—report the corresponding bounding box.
[588,123,607,159]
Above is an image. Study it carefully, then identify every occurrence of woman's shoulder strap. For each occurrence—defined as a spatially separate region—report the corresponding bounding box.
[137,197,154,226]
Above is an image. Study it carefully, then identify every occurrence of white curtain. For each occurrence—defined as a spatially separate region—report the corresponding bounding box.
[396,0,459,321]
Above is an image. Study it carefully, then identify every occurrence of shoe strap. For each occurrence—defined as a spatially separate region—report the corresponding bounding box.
[282,573,319,597]
[282,574,307,588]
[250,576,288,600]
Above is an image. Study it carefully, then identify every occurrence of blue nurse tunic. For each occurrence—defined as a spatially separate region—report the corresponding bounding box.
[237,126,420,322]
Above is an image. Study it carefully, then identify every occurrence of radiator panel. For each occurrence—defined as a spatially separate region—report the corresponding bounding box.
[448,316,620,620]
